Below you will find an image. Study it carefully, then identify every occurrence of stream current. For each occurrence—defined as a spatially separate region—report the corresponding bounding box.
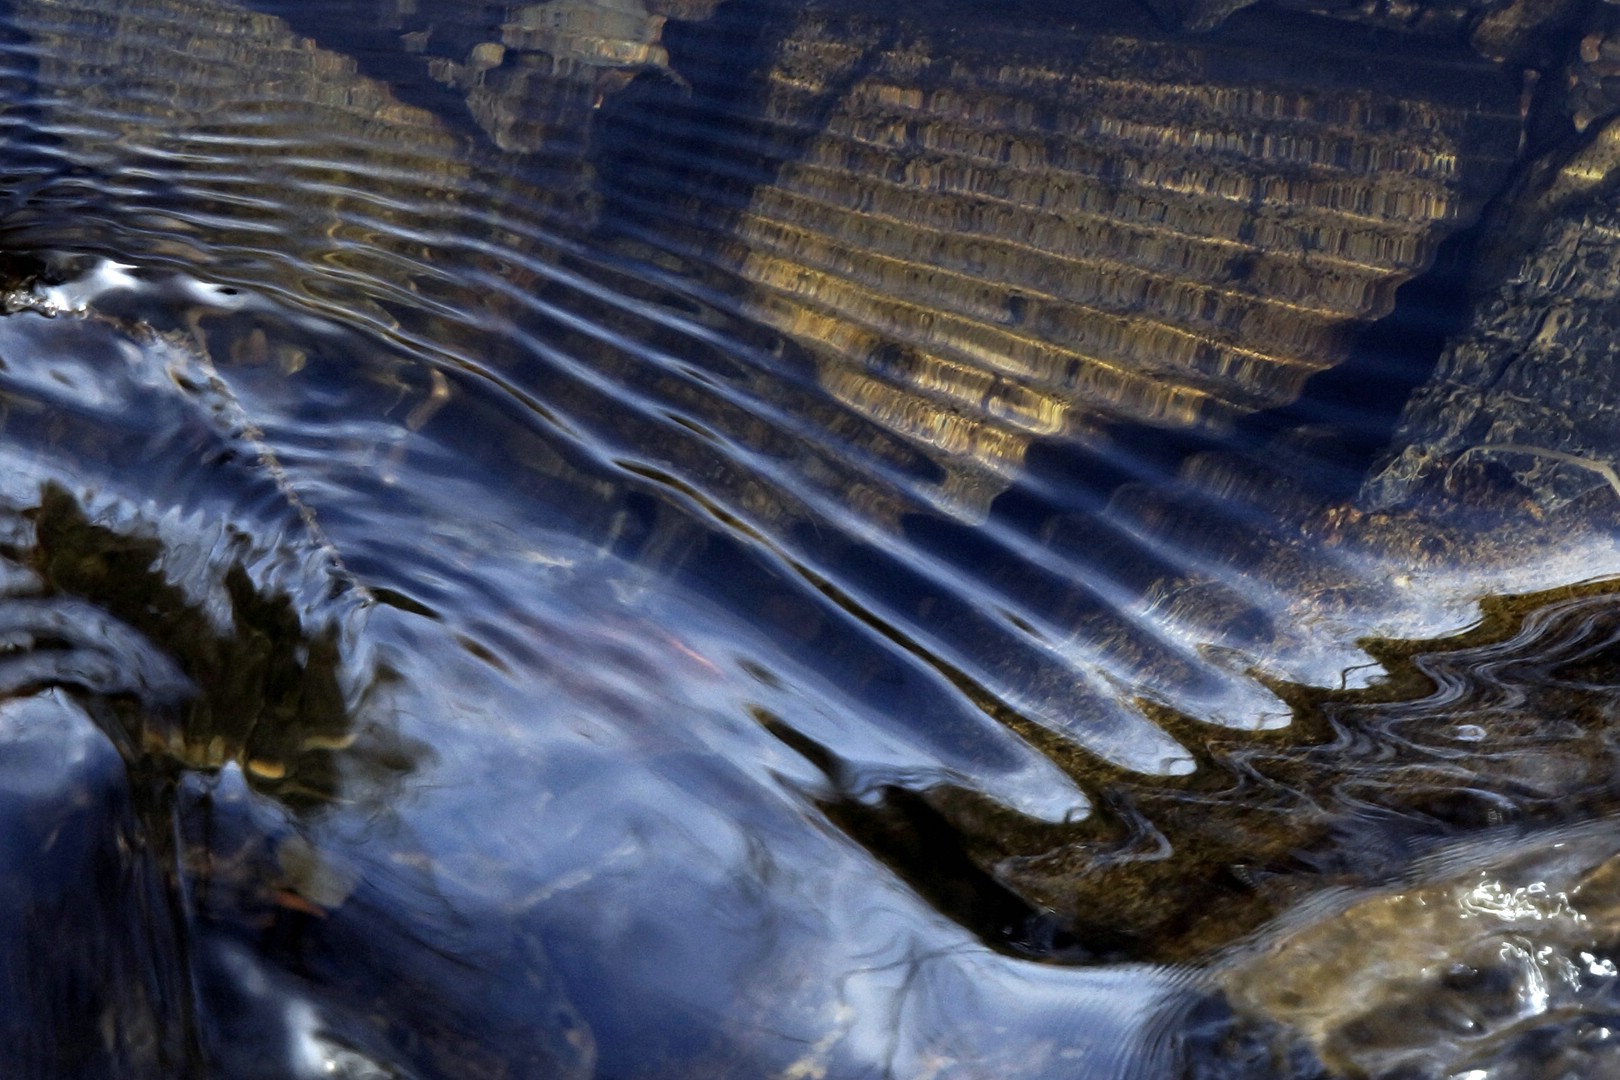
[6,1,1620,1078]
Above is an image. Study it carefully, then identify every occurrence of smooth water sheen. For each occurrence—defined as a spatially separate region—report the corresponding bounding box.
[2,1,1620,1078]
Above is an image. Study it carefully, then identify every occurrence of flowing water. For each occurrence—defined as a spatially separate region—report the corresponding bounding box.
[6,0,1620,1077]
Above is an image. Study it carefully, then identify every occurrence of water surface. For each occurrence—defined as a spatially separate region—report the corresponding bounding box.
[3,1,1620,1077]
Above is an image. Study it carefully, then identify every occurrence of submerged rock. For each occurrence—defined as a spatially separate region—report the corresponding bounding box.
[1220,818,1620,1079]
[17,1,1620,1075]
[574,1,1540,786]
[685,7,1522,521]
[427,0,721,154]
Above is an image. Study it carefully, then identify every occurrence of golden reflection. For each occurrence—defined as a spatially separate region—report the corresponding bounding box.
[727,12,1522,520]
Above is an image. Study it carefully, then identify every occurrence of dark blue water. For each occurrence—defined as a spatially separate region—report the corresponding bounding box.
[1,1,1619,1077]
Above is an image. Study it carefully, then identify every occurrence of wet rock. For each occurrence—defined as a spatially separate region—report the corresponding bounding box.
[1364,156,1620,518]
[1220,819,1620,1078]
[422,0,718,154]
[1560,5,1620,129]
[1472,0,1590,61]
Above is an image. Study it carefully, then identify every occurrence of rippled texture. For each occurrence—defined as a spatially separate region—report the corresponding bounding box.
[2,0,1620,1077]
[583,0,1541,785]
[679,13,1512,486]
[609,1,1536,778]
[0,0,1544,807]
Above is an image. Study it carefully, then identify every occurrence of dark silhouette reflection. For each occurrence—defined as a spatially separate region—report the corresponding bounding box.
[1,482,417,811]
[0,478,593,1078]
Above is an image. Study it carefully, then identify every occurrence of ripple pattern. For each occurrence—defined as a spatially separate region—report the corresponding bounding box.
[0,0,1613,1007]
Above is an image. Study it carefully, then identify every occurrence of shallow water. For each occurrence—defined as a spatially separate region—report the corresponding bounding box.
[3,1,1620,1077]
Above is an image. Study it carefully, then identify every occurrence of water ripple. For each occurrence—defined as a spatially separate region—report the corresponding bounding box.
[0,0,1615,1075]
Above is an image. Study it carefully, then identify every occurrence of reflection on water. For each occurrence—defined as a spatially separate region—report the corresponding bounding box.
[2,0,1620,1076]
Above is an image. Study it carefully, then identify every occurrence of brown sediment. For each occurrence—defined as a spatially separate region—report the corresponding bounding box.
[834,559,1620,964]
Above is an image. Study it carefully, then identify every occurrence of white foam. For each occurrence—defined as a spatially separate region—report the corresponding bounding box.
[35,258,140,313]
[31,257,250,315]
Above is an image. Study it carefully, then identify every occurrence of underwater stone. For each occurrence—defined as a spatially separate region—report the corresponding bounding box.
[1222,819,1620,1078]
